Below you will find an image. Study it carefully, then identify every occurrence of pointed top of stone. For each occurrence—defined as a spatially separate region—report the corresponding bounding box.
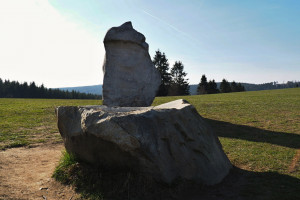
[119,21,133,29]
[104,21,148,50]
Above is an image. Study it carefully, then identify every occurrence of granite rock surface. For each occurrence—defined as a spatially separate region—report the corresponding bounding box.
[102,21,161,107]
[56,99,232,185]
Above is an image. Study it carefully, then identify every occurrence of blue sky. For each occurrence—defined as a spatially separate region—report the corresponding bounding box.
[1,0,299,87]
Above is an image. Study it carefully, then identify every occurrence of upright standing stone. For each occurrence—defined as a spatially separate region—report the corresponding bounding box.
[102,21,161,107]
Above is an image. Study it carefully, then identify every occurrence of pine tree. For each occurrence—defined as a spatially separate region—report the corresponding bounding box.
[220,79,231,93]
[29,82,38,98]
[4,80,11,97]
[236,83,245,92]
[39,84,46,98]
[152,50,172,96]
[230,81,238,92]
[197,75,208,94]
[169,61,190,96]
[207,79,219,94]
[22,82,29,98]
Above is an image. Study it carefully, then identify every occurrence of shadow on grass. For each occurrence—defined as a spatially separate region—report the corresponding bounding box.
[204,118,300,149]
[181,166,300,200]
[53,162,300,200]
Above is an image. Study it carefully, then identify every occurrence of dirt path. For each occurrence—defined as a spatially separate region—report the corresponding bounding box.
[289,149,300,173]
[2,141,297,200]
[0,142,79,200]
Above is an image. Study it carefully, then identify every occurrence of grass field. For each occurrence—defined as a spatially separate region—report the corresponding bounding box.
[1,88,299,199]
[0,99,101,150]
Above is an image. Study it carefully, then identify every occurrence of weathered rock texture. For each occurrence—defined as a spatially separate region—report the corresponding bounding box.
[102,21,161,107]
[56,99,232,185]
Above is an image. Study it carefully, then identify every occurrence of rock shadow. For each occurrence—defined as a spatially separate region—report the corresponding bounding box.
[55,163,300,200]
[177,118,300,200]
[179,166,300,200]
[204,118,300,149]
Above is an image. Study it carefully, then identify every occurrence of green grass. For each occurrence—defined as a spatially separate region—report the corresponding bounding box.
[0,98,101,149]
[52,150,78,183]
[1,88,300,199]
[52,151,162,200]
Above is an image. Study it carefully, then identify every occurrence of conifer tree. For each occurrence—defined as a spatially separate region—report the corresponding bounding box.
[236,83,245,92]
[197,75,208,94]
[169,61,190,95]
[207,79,219,94]
[152,50,171,96]
[230,81,238,92]
[220,79,231,93]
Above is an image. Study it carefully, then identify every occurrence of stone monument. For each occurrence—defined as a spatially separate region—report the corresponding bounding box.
[56,22,231,186]
[102,22,161,107]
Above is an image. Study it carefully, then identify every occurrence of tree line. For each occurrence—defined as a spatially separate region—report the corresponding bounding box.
[153,50,245,96]
[242,81,299,91]
[197,75,245,95]
[152,50,190,96]
[0,78,101,99]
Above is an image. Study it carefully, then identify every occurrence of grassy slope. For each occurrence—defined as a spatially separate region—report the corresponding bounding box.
[0,99,101,149]
[1,88,299,199]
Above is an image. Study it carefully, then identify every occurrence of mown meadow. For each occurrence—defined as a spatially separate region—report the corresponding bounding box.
[0,88,299,199]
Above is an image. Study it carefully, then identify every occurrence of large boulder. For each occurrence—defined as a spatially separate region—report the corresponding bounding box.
[102,21,161,107]
[56,99,232,185]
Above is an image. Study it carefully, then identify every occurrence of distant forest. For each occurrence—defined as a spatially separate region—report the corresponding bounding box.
[1,78,299,99]
[241,81,300,91]
[189,81,300,94]
[60,81,300,96]
[0,78,101,99]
